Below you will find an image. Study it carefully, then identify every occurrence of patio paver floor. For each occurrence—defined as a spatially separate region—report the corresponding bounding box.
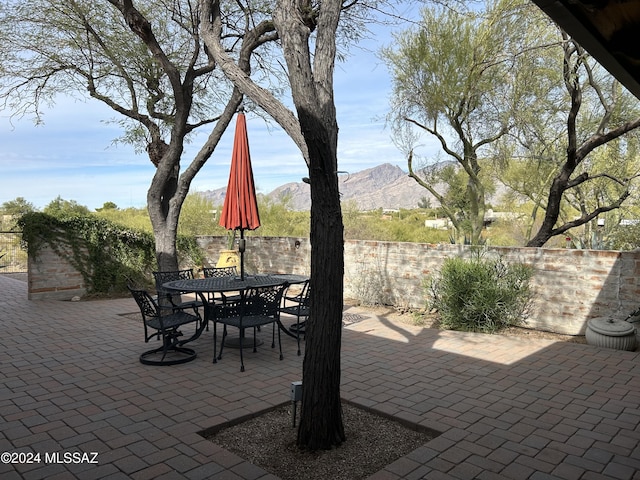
[0,274,639,479]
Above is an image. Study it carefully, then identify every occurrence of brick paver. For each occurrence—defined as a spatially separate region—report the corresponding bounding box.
[1,275,639,479]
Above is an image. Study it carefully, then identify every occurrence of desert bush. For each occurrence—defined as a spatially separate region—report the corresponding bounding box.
[427,254,533,333]
[349,258,390,307]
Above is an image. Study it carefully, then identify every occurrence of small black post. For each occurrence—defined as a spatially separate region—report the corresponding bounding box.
[290,381,302,427]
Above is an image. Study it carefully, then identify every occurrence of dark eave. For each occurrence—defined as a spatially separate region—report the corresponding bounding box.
[532,0,640,99]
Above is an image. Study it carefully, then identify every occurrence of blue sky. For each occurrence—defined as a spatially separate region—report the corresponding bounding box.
[0,17,425,211]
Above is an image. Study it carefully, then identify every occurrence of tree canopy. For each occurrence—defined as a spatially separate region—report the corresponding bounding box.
[1,197,35,217]
[385,0,535,244]
[43,196,91,218]
[0,0,272,271]
[386,0,640,247]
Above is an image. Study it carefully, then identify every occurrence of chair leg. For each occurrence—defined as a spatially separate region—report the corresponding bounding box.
[271,323,276,349]
[239,333,245,372]
[218,325,227,360]
[158,333,174,362]
[213,322,218,364]
[278,325,283,361]
[296,316,301,356]
[252,327,258,353]
[201,307,209,332]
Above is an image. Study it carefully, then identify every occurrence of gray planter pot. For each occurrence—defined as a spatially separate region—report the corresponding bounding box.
[586,318,637,351]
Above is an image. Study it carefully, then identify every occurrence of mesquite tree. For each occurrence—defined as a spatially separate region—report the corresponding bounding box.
[385,1,531,244]
[274,0,346,449]
[202,0,350,449]
[386,0,640,247]
[523,30,640,246]
[0,0,267,271]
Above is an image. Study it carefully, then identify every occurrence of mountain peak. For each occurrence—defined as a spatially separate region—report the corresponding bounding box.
[200,163,436,211]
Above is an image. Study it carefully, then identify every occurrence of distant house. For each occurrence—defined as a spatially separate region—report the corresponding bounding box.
[484,210,526,227]
[424,218,451,229]
[422,211,525,230]
[381,209,400,220]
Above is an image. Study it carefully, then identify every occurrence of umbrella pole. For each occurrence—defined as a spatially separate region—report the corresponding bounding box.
[239,229,246,280]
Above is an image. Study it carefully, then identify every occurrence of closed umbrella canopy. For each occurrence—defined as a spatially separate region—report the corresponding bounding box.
[219,111,261,279]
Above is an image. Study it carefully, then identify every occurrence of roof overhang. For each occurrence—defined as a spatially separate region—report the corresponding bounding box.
[532,0,640,99]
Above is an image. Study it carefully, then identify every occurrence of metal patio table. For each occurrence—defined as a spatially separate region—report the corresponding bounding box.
[162,274,308,344]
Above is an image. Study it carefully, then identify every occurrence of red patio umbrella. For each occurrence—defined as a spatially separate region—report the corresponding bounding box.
[219,109,261,280]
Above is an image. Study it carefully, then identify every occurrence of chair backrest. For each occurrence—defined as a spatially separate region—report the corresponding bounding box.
[299,280,311,307]
[153,269,195,291]
[213,283,288,320]
[128,286,159,320]
[285,280,310,310]
[245,283,288,317]
[128,286,161,341]
[202,266,237,278]
[153,270,195,307]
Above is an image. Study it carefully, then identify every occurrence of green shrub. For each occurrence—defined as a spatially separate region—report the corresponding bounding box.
[428,254,533,333]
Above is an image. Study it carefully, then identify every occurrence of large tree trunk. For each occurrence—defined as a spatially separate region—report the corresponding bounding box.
[273,0,345,450]
[201,0,346,449]
[296,109,345,450]
[148,147,182,272]
[467,176,486,245]
[526,175,568,247]
[152,223,179,271]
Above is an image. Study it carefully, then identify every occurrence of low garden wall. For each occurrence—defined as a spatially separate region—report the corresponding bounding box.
[27,243,86,300]
[197,236,640,335]
[28,235,640,335]
[348,242,640,335]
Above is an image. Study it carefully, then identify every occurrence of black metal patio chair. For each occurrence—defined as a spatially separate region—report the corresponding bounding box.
[128,285,200,365]
[210,283,288,372]
[202,266,237,278]
[202,266,241,304]
[153,269,204,328]
[279,279,310,356]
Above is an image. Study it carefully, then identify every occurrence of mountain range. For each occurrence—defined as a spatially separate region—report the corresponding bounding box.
[200,163,439,211]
